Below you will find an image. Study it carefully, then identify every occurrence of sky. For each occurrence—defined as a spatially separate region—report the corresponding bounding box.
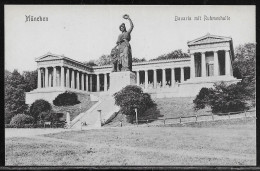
[5,5,255,72]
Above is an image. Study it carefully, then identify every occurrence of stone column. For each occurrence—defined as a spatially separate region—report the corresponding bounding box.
[162,69,166,87]
[85,74,88,91]
[171,68,175,87]
[96,74,100,92]
[225,50,231,76]
[53,66,57,87]
[213,51,219,76]
[201,52,206,77]
[71,70,75,89]
[66,68,70,88]
[181,67,184,83]
[104,73,107,91]
[61,66,65,87]
[37,68,41,88]
[45,67,49,88]
[89,75,93,92]
[76,71,80,90]
[153,69,157,88]
[81,73,84,90]
[190,53,195,78]
[136,71,140,85]
[48,69,52,87]
[145,70,148,89]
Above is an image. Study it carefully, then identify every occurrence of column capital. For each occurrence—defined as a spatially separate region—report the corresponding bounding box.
[213,50,218,53]
[225,50,230,52]
[201,52,206,54]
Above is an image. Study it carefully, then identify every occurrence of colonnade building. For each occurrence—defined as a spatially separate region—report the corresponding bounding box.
[25,34,240,104]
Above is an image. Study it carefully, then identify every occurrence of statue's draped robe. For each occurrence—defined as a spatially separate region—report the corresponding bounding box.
[116,21,134,71]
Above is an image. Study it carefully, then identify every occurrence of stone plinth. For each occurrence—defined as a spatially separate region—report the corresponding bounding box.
[109,71,136,94]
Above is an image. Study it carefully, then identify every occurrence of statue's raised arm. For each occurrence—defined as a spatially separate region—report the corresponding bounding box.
[123,14,134,33]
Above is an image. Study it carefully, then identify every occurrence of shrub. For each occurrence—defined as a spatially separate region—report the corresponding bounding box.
[114,85,156,123]
[193,82,250,113]
[29,99,52,123]
[53,91,80,106]
[193,87,214,111]
[5,111,15,124]
[39,112,64,123]
[10,114,34,126]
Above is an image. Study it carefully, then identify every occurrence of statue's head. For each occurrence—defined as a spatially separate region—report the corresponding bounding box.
[119,23,126,32]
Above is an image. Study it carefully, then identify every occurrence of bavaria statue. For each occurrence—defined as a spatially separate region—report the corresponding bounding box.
[111,14,134,72]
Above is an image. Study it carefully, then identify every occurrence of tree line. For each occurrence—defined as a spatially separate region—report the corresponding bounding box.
[83,49,188,66]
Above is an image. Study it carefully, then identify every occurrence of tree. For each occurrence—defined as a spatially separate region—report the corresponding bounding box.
[193,82,250,113]
[23,70,38,92]
[232,43,256,105]
[114,85,156,123]
[29,99,52,123]
[150,49,189,61]
[132,57,146,63]
[83,60,98,67]
[96,55,112,66]
[5,70,11,78]
[5,70,28,121]
[83,55,147,67]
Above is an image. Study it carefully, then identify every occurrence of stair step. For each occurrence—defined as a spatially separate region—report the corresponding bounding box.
[70,95,119,129]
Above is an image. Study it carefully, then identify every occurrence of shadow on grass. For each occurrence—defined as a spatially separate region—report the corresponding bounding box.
[137,106,163,122]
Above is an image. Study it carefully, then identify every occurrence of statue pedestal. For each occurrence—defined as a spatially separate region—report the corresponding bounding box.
[109,71,136,94]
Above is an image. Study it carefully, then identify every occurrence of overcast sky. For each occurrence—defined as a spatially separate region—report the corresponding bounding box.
[5,5,255,72]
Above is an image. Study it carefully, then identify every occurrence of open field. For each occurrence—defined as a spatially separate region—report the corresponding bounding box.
[5,117,256,166]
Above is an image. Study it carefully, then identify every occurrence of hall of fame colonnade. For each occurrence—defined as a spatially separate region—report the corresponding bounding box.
[26,34,239,104]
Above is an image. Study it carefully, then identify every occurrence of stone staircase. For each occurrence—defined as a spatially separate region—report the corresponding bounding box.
[69,95,120,129]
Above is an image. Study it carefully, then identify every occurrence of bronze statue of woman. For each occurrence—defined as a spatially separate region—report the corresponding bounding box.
[116,14,134,71]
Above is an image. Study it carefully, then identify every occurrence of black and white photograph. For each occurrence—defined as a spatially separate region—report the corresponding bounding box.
[4,5,256,166]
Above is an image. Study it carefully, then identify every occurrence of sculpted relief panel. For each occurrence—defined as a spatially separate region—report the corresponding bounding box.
[189,42,230,50]
[37,60,62,67]
[37,55,61,61]
[193,37,227,44]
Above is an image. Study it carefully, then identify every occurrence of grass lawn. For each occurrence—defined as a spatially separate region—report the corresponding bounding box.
[153,97,212,118]
[5,117,256,166]
[52,93,97,120]
[105,97,212,127]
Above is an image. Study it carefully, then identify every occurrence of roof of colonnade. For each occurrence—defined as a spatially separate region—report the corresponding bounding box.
[35,52,191,74]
